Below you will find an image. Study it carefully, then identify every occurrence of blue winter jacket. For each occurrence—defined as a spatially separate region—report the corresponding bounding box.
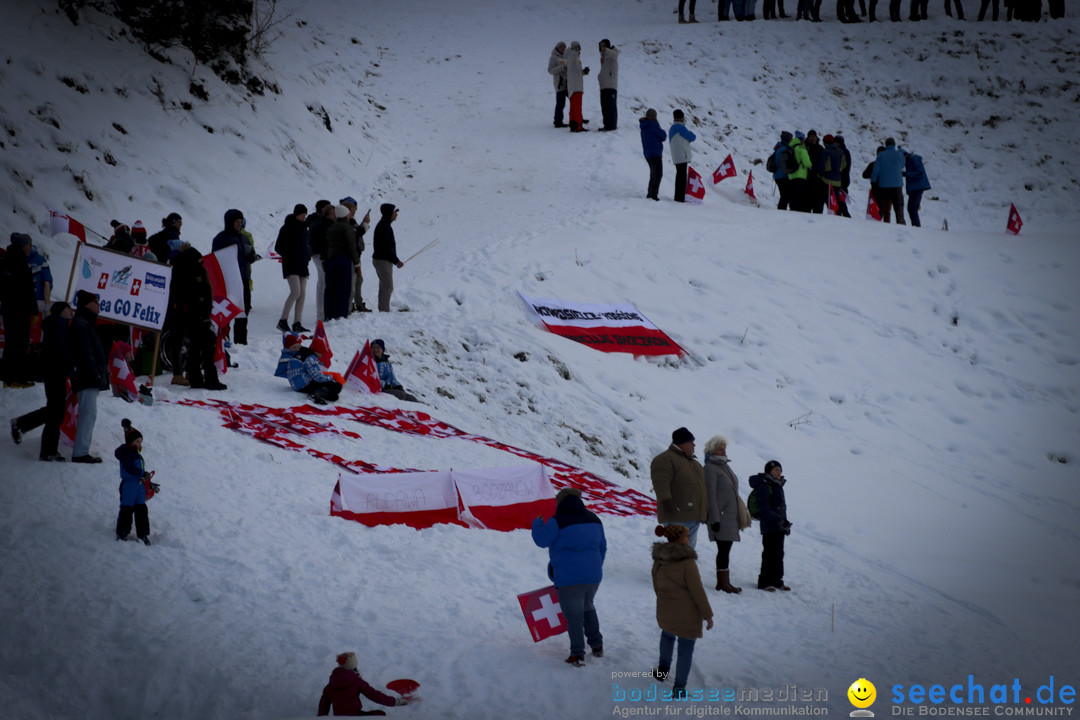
[375,357,400,389]
[771,142,789,180]
[870,146,906,189]
[276,347,330,391]
[904,154,931,192]
[115,444,148,506]
[532,495,606,587]
[640,118,666,159]
[748,473,788,535]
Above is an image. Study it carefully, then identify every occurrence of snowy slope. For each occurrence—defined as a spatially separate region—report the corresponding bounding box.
[1,2,1079,719]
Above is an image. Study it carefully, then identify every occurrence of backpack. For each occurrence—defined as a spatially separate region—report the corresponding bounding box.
[783,147,799,175]
[747,489,761,520]
[766,153,778,174]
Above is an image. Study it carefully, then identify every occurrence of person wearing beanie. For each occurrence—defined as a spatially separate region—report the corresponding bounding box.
[770,131,796,211]
[369,339,418,402]
[372,204,404,312]
[870,139,907,224]
[639,108,666,201]
[787,130,813,212]
[532,489,607,667]
[596,39,619,131]
[748,460,792,591]
[703,435,750,594]
[114,419,156,544]
[817,133,848,217]
[68,291,108,462]
[834,134,854,217]
[323,203,359,321]
[668,110,696,203]
[305,200,334,322]
[166,244,227,391]
[211,209,251,344]
[1,233,38,388]
[147,213,183,264]
[548,41,568,128]
[274,203,312,334]
[650,523,713,699]
[650,427,708,549]
[338,197,373,314]
[902,147,931,227]
[275,331,342,405]
[317,652,410,715]
[565,42,590,133]
[803,130,826,214]
[107,220,135,254]
[130,221,152,259]
[9,302,74,460]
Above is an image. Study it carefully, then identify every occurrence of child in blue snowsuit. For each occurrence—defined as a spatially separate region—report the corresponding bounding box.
[115,419,157,545]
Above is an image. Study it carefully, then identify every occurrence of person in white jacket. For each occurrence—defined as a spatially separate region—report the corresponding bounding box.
[597,39,619,131]
[668,109,697,202]
[565,41,590,133]
[547,42,568,128]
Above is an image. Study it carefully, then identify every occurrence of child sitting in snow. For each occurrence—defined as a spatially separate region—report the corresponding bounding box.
[114,419,159,545]
[370,339,419,402]
[275,332,342,405]
[317,652,409,716]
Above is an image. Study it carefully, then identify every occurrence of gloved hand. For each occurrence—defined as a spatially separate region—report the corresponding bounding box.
[149,482,161,493]
[710,522,720,533]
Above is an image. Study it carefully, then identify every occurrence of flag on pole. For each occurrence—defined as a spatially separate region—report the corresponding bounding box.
[209,296,242,336]
[517,586,567,642]
[827,186,839,216]
[60,380,78,447]
[310,320,333,368]
[47,207,87,242]
[214,334,229,376]
[202,245,247,320]
[866,190,882,221]
[343,341,382,393]
[712,155,736,184]
[108,341,139,402]
[686,166,706,204]
[744,171,756,200]
[1006,204,1023,235]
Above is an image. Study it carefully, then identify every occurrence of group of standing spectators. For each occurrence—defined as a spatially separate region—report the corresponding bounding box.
[548,39,620,133]
[638,108,698,203]
[677,0,1063,22]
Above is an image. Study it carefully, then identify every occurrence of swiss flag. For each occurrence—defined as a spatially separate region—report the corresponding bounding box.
[202,246,247,320]
[685,166,706,204]
[1006,204,1023,235]
[109,341,139,402]
[866,190,883,222]
[517,586,567,642]
[344,341,382,394]
[214,334,229,376]
[744,171,756,200]
[210,296,242,335]
[60,381,78,447]
[47,207,87,243]
[310,320,333,368]
[827,186,839,216]
[712,154,736,184]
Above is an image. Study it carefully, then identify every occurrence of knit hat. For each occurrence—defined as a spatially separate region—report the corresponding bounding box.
[645,108,657,121]
[655,523,688,543]
[283,332,301,348]
[570,41,581,50]
[794,130,806,140]
[834,135,845,145]
[293,203,308,216]
[822,134,834,144]
[336,652,358,671]
[75,290,98,308]
[334,204,350,219]
[673,109,685,121]
[554,487,582,505]
[764,460,783,474]
[165,212,182,226]
[10,232,32,248]
[671,427,695,445]
[121,418,142,444]
[780,131,793,143]
[885,137,896,147]
[806,129,818,138]
[132,220,147,242]
[370,338,385,351]
[339,196,357,209]
[49,301,71,316]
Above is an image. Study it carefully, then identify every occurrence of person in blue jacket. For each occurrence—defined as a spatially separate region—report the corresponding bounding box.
[276,333,341,405]
[532,488,607,667]
[211,208,251,343]
[639,109,666,201]
[370,339,419,402]
[749,460,792,592]
[115,419,157,545]
[903,150,931,227]
[870,139,906,224]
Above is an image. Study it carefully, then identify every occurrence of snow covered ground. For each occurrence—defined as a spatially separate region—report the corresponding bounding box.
[1,1,1078,719]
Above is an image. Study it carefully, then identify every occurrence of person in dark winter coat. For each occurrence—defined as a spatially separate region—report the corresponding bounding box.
[650,523,713,700]
[276,333,341,405]
[114,419,156,545]
[668,110,696,203]
[68,290,109,463]
[532,490,607,666]
[548,42,568,128]
[771,131,795,211]
[317,652,409,716]
[370,339,419,402]
[903,150,931,227]
[749,460,792,591]
[306,200,333,322]
[640,109,666,201]
[9,302,73,460]
[870,139,906,224]
[703,435,747,594]
[818,134,849,216]
[372,204,404,312]
[804,130,826,214]
[170,245,227,391]
[835,135,854,217]
[1,233,38,387]
[275,204,312,333]
[340,197,372,314]
[147,213,183,265]
[650,427,708,549]
[211,209,251,344]
[324,205,359,321]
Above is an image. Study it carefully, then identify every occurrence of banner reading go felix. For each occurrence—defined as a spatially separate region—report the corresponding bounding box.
[518,293,685,357]
[73,245,171,330]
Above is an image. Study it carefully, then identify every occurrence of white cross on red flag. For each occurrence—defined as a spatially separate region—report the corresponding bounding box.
[344,341,382,394]
[827,186,839,216]
[60,380,78,447]
[866,190,883,221]
[108,341,139,402]
[712,154,736,184]
[310,320,333,368]
[744,171,756,200]
[1006,204,1023,235]
[210,296,243,335]
[686,166,706,204]
[517,585,567,642]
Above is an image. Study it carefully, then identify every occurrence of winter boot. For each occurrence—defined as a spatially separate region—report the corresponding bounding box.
[689,13,699,21]
[678,12,688,22]
[717,570,742,594]
[565,654,585,667]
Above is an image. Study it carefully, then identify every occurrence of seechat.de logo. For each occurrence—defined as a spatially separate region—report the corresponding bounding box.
[848,678,877,718]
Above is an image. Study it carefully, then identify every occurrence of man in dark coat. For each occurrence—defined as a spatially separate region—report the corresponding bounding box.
[749,460,792,591]
[171,246,226,391]
[1,233,38,388]
[371,204,404,312]
[68,290,109,463]
[323,205,359,321]
[275,203,311,333]
[10,301,74,460]
[210,209,251,344]
[306,200,333,322]
[650,427,708,550]
[639,109,666,201]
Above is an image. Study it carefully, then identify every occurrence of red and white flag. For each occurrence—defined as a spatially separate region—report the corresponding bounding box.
[214,334,229,376]
[686,166,706,204]
[47,207,87,243]
[202,245,247,320]
[517,586,567,642]
[108,341,139,402]
[1006,204,1023,235]
[866,190,882,221]
[60,380,78,447]
[310,320,333,368]
[209,296,242,335]
[712,155,736,184]
[344,341,382,394]
[827,186,839,216]
[744,171,756,200]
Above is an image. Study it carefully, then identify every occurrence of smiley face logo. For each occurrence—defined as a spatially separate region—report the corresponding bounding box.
[848,678,877,709]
